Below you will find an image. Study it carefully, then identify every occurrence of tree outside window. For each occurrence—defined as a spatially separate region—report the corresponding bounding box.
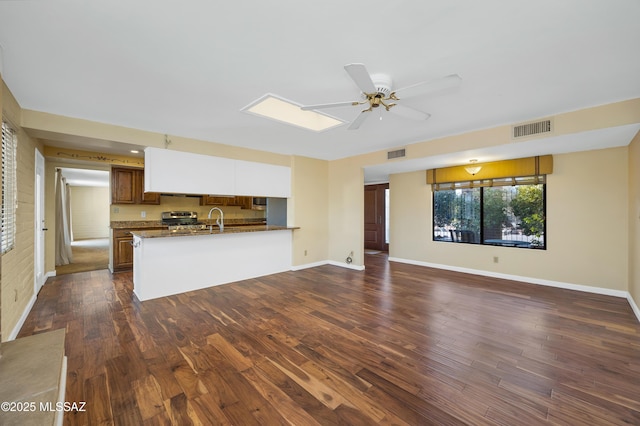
[433,183,545,249]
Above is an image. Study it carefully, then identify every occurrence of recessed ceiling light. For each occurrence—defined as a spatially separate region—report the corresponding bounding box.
[130,150,139,154]
[241,94,344,132]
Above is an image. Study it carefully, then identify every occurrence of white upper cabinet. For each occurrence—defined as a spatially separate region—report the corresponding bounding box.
[144,147,236,195]
[235,159,291,197]
[144,147,290,197]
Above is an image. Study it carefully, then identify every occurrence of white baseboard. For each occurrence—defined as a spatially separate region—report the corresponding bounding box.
[291,260,365,272]
[327,260,365,271]
[8,270,57,341]
[388,256,629,298]
[628,294,640,324]
[8,294,37,341]
[291,260,329,271]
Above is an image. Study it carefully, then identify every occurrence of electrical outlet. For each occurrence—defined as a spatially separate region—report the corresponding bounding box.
[493,256,499,264]
[113,207,119,213]
[141,211,146,218]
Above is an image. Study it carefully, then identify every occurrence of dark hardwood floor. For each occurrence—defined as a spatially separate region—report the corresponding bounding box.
[18,253,640,425]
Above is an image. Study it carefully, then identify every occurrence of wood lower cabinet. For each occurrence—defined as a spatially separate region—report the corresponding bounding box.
[111,167,160,205]
[113,227,161,271]
[113,229,134,271]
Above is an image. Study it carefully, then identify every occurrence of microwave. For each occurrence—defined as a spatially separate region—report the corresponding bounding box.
[252,197,267,210]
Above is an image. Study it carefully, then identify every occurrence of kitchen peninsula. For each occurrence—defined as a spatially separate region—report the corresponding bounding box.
[130,225,298,301]
[125,147,296,301]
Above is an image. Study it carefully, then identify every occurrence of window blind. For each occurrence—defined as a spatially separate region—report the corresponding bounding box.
[2,121,17,254]
[432,175,546,191]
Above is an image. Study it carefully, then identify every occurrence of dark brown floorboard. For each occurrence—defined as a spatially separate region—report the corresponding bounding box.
[18,253,640,425]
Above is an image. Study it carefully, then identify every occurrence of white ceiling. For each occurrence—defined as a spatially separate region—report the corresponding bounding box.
[1,1,639,179]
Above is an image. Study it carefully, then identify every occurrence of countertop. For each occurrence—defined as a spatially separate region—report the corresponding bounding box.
[130,225,298,239]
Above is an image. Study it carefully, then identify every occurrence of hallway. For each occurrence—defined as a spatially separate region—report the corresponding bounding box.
[55,238,109,275]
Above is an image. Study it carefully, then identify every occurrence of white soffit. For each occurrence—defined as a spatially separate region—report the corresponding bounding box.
[363,123,640,183]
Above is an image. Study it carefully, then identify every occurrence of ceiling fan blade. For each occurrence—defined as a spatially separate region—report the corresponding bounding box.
[301,100,358,111]
[393,74,462,99]
[348,110,371,130]
[389,104,431,121]
[344,63,377,94]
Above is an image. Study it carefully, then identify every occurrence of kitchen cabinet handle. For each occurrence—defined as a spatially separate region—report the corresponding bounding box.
[42,228,48,231]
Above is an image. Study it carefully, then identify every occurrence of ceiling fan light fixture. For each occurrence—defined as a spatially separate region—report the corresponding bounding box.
[302,63,460,130]
[241,94,344,132]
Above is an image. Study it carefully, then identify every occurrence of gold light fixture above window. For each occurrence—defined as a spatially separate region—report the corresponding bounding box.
[464,159,482,176]
[426,155,554,190]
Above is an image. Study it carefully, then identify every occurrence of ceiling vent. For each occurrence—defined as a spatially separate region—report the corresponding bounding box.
[512,118,553,139]
[387,148,406,160]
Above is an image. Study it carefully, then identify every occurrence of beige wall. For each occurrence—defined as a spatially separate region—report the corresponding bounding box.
[629,131,640,308]
[1,80,44,340]
[328,156,364,266]
[389,147,629,291]
[388,170,431,261]
[328,99,640,272]
[289,156,329,266]
[70,186,110,239]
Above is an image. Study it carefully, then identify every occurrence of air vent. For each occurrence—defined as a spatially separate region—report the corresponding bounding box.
[387,148,406,160]
[512,119,553,139]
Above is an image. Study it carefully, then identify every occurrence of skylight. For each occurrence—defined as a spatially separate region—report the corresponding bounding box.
[241,94,344,132]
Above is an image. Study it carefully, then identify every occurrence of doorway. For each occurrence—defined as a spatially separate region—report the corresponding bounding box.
[364,183,389,252]
[55,167,110,275]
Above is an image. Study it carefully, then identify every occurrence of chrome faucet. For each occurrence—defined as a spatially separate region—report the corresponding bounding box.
[207,207,224,232]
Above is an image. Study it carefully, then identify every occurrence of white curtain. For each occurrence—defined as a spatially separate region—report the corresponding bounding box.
[55,169,73,265]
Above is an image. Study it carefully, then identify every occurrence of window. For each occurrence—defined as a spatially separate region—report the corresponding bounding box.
[2,121,17,254]
[433,180,546,249]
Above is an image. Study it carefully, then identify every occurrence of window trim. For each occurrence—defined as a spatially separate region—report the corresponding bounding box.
[432,180,547,250]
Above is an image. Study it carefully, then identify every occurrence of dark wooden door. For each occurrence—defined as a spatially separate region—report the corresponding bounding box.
[364,184,388,251]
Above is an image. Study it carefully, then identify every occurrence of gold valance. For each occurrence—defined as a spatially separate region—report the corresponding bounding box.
[426,155,553,185]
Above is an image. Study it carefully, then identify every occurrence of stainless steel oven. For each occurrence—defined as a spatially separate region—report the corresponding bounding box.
[161,211,207,230]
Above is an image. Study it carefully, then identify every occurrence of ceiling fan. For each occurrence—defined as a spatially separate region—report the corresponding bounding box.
[301,63,461,130]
